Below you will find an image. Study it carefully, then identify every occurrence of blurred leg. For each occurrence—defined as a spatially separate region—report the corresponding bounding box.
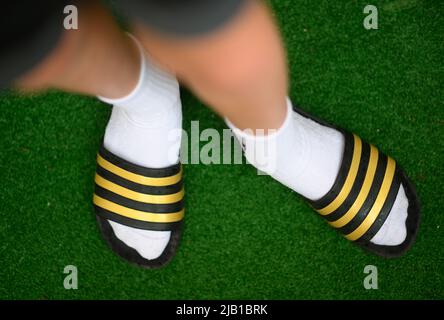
[131,0,409,248]
[16,0,139,99]
[15,1,182,263]
[133,0,287,130]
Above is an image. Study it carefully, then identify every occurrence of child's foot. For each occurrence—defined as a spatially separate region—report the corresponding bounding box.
[226,98,420,257]
[94,36,184,268]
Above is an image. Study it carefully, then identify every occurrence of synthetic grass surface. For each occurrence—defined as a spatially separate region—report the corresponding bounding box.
[0,0,442,299]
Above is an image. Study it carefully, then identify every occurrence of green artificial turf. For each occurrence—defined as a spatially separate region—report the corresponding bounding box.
[0,0,443,299]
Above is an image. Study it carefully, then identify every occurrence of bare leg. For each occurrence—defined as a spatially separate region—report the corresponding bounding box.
[133,0,287,130]
[17,1,139,99]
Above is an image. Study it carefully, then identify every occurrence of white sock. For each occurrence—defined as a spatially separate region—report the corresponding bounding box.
[226,98,408,246]
[98,36,182,260]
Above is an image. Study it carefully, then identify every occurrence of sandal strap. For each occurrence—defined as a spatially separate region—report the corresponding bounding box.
[93,145,184,231]
[308,132,401,241]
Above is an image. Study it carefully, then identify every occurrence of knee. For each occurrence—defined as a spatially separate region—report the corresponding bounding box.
[198,49,277,93]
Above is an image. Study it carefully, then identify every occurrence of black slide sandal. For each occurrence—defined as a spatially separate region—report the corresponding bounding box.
[292,102,420,258]
[93,144,185,268]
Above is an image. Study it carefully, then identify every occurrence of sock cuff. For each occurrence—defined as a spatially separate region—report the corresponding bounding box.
[225,97,294,142]
[97,34,179,108]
